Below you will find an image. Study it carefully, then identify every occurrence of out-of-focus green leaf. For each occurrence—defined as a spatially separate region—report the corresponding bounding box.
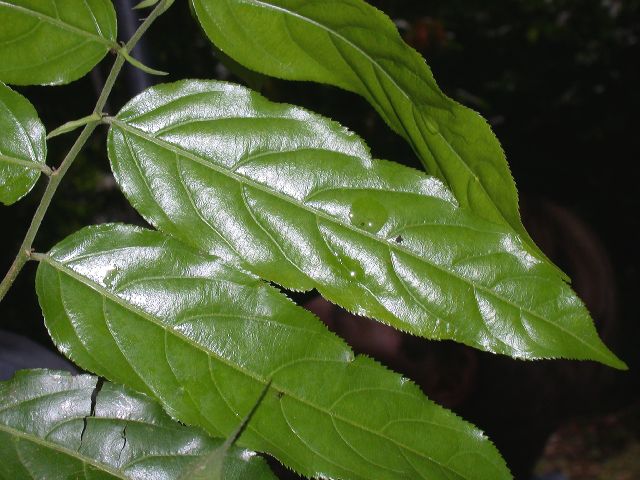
[133,0,174,12]
[0,369,276,479]
[133,0,160,9]
[107,80,624,368]
[190,0,559,276]
[0,0,117,85]
[0,82,47,205]
[36,223,512,480]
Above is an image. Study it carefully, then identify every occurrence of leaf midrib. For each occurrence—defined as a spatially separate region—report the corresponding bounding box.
[0,152,46,172]
[0,1,115,47]
[110,119,602,359]
[0,423,126,479]
[42,255,463,477]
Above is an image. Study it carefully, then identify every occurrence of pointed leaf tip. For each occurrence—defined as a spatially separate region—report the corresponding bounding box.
[107,80,620,367]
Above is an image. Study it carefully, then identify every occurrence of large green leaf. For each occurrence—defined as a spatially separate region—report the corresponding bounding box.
[0,82,46,205]
[107,80,624,368]
[0,369,276,479]
[190,0,552,271]
[36,223,512,480]
[0,0,117,85]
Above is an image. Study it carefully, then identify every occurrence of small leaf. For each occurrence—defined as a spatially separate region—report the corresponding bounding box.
[0,82,48,205]
[107,80,624,368]
[119,47,169,76]
[0,369,276,480]
[0,0,117,85]
[47,112,103,140]
[133,0,160,8]
[36,223,512,480]
[133,0,174,12]
[190,0,558,275]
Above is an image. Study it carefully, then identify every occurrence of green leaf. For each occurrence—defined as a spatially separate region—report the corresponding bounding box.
[119,47,169,76]
[0,0,117,85]
[0,82,48,205]
[0,369,276,480]
[133,0,160,8]
[182,381,272,480]
[36,223,512,480]
[47,112,103,140]
[133,0,175,13]
[107,80,624,368]
[189,0,556,274]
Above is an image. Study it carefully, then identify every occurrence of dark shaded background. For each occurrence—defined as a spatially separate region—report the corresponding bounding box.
[1,1,639,478]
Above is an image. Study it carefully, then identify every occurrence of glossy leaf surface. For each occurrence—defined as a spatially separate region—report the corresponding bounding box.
[0,369,276,479]
[182,382,272,480]
[190,0,550,268]
[0,0,117,85]
[36,223,512,480]
[0,82,46,205]
[107,80,624,368]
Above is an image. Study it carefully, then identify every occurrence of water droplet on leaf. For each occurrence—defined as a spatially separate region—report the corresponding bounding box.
[349,196,388,234]
[336,254,364,281]
[103,268,118,288]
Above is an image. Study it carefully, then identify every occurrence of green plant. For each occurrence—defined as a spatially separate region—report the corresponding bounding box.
[0,0,626,479]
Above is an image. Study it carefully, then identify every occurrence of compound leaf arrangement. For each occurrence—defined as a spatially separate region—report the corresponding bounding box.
[0,0,626,479]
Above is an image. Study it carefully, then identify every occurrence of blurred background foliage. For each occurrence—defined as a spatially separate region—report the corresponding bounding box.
[1,1,638,478]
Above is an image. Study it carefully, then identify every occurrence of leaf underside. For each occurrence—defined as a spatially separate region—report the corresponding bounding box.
[107,80,624,368]
[190,0,558,274]
[0,82,46,205]
[0,0,117,85]
[0,369,276,480]
[36,223,512,480]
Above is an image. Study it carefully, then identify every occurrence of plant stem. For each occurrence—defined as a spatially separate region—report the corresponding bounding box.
[0,0,172,303]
